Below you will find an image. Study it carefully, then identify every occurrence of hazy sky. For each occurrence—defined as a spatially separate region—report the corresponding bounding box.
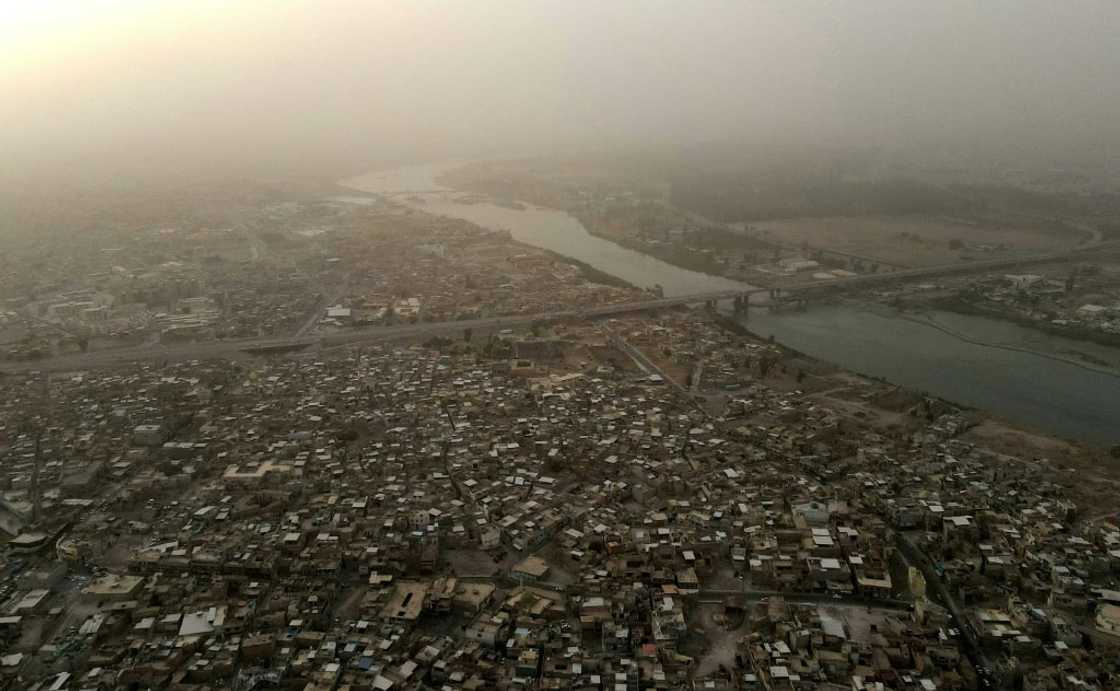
[2,0,1119,182]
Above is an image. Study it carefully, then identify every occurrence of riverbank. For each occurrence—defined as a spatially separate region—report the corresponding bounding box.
[925,294,1120,350]
[434,164,760,288]
[346,167,748,297]
[567,208,756,282]
[842,296,1120,373]
[540,249,639,292]
[741,301,1120,447]
[345,162,1120,448]
[896,310,1120,378]
[711,307,1120,516]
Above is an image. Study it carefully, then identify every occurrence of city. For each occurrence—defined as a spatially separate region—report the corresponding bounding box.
[2,170,1120,690]
[4,3,1120,690]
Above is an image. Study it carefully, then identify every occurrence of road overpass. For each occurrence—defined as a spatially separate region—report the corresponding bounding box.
[2,241,1114,375]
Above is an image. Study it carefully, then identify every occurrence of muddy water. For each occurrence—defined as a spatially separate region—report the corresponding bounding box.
[343,163,1120,446]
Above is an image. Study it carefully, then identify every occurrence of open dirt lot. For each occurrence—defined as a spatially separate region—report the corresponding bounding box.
[961,420,1120,514]
[752,215,1079,267]
[690,602,748,678]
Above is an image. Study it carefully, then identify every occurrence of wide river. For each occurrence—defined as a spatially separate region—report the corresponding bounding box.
[343,163,1120,446]
[343,164,745,296]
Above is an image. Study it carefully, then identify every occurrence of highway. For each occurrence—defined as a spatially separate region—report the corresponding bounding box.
[0,294,756,374]
[0,295,760,375]
[2,241,1114,375]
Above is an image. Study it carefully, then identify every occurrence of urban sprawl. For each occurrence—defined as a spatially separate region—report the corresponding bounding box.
[1,187,1120,691]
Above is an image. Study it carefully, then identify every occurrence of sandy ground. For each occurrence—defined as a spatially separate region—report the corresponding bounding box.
[445,549,501,578]
[818,605,895,644]
[751,216,1077,267]
[334,585,368,621]
[691,602,748,678]
[961,420,1120,514]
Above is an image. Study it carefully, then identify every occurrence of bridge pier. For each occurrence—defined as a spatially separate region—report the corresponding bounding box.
[764,292,809,314]
[732,294,749,319]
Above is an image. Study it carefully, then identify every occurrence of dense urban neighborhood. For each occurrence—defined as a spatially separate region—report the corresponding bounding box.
[3,177,1120,690]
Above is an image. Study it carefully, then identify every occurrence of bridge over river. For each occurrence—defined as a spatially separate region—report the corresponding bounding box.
[2,242,1114,375]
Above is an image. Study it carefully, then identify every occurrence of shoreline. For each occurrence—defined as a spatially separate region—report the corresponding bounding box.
[895,311,1120,379]
[926,294,1120,349]
[718,309,1110,451]
[433,162,1120,361]
[826,297,1120,376]
[342,164,1117,449]
[538,249,639,292]
[431,167,753,288]
[332,173,644,296]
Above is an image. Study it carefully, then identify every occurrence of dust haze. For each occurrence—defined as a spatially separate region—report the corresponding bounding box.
[2,1,1120,186]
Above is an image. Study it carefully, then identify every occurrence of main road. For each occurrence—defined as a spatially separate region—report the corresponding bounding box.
[3,241,1114,375]
[0,298,726,374]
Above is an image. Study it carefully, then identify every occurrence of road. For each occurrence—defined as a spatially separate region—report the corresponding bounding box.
[0,310,610,374]
[294,284,348,339]
[608,329,712,418]
[697,587,913,612]
[896,533,996,689]
[2,295,763,374]
[3,240,1115,375]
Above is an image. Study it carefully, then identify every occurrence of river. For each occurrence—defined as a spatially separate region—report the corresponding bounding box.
[342,164,745,297]
[747,306,1120,446]
[342,163,1120,446]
